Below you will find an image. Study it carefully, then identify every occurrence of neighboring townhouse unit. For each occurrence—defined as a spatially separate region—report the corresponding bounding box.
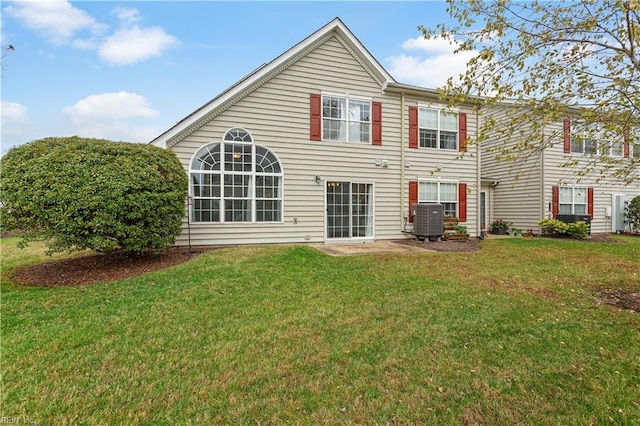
[481,105,640,234]
[150,18,480,247]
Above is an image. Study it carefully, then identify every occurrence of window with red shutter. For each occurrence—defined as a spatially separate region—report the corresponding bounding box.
[408,106,418,149]
[459,113,467,152]
[372,101,382,146]
[310,94,321,141]
[408,181,418,223]
[458,183,467,222]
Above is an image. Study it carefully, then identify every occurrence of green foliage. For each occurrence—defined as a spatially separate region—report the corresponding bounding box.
[566,221,590,240]
[539,218,570,236]
[627,195,640,232]
[454,224,468,234]
[421,1,640,183]
[539,218,589,240]
[0,137,188,254]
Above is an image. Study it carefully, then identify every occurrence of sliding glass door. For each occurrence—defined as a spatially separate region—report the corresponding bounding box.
[326,181,373,239]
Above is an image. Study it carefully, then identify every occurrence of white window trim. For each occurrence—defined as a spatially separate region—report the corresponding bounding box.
[558,186,588,215]
[188,128,284,224]
[417,179,459,217]
[417,105,459,150]
[320,92,373,144]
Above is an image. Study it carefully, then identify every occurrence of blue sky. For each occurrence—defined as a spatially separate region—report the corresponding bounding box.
[1,1,469,154]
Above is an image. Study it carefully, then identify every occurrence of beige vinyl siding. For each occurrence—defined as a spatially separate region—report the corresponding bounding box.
[403,97,480,236]
[171,35,407,246]
[541,121,640,234]
[480,106,544,232]
[481,107,640,234]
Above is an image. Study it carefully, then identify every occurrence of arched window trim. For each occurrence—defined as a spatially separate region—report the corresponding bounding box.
[189,128,284,224]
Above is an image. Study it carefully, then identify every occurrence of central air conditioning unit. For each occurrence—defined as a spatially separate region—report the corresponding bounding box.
[412,203,444,239]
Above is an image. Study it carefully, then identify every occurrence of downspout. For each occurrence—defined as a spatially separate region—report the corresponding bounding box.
[400,92,406,231]
[540,124,546,225]
[476,107,482,237]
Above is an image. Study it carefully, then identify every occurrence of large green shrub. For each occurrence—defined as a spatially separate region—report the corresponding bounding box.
[538,218,589,240]
[0,137,188,254]
[627,195,640,233]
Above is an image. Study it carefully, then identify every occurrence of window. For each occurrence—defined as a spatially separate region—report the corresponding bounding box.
[418,181,458,216]
[322,95,371,143]
[419,108,458,150]
[570,124,598,154]
[190,128,283,223]
[569,122,624,156]
[559,187,587,215]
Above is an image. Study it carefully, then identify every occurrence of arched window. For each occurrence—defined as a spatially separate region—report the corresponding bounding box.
[190,128,283,223]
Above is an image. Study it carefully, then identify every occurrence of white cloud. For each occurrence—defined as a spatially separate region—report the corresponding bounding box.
[3,2,178,66]
[64,92,161,142]
[98,26,178,66]
[387,36,476,88]
[113,7,141,28]
[3,0,106,45]
[1,100,29,135]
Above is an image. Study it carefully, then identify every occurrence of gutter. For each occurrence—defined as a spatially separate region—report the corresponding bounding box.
[401,92,406,231]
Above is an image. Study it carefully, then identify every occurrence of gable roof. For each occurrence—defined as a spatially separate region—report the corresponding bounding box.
[150,17,396,148]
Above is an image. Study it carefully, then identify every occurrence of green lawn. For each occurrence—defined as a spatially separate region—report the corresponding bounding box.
[1,237,639,424]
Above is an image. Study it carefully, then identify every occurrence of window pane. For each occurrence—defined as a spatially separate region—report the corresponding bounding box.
[559,204,572,214]
[571,137,583,153]
[255,146,281,173]
[192,143,221,171]
[224,200,251,222]
[440,131,457,150]
[574,204,587,214]
[442,202,457,217]
[634,144,640,158]
[349,122,369,143]
[323,96,346,119]
[584,138,597,154]
[419,108,438,129]
[225,143,252,172]
[559,187,573,204]
[419,129,437,148]
[193,199,220,222]
[610,141,624,157]
[440,183,457,202]
[323,119,345,141]
[440,111,458,131]
[574,187,587,204]
[419,182,437,202]
[348,100,370,122]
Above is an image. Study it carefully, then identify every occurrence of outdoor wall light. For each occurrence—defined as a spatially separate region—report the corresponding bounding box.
[315,175,321,184]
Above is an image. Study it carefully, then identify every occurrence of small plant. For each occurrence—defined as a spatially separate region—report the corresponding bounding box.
[509,227,523,236]
[454,225,468,234]
[567,221,590,240]
[490,219,512,234]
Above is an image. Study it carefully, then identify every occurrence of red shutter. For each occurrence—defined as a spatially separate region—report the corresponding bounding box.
[563,119,571,153]
[409,106,418,149]
[552,186,559,217]
[372,101,382,146]
[408,180,418,223]
[459,112,468,152]
[310,94,322,141]
[458,183,467,222]
[624,128,630,158]
[587,187,594,217]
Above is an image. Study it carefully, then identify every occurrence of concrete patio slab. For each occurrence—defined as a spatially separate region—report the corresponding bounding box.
[312,241,435,256]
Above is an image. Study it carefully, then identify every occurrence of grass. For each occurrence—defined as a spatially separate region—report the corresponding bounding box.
[1,236,639,424]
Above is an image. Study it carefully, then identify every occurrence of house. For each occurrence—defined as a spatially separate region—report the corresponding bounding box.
[150,18,480,247]
[480,105,640,234]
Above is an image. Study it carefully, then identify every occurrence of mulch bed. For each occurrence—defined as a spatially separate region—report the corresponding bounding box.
[10,247,218,287]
